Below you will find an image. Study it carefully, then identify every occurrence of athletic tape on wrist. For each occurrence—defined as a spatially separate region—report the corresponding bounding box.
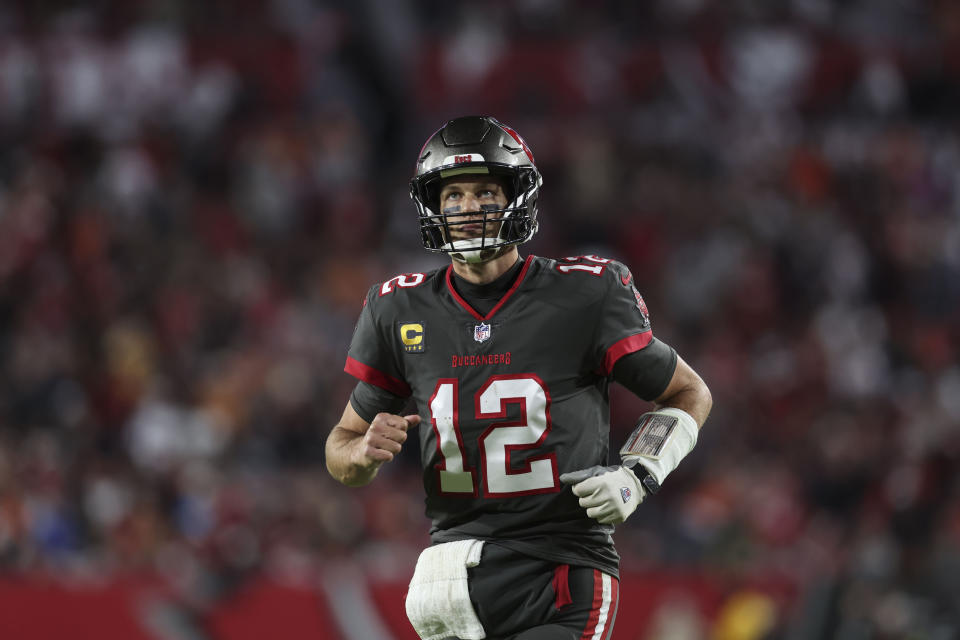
[619,407,698,486]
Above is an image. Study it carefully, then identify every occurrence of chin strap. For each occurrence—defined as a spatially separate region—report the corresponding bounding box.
[444,239,513,264]
[443,238,500,263]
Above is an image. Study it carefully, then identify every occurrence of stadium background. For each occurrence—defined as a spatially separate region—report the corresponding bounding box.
[0,0,958,638]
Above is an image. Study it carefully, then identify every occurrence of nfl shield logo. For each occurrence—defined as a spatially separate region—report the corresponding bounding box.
[620,487,632,503]
[473,322,491,343]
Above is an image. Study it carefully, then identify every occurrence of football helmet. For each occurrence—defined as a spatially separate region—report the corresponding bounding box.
[410,116,543,263]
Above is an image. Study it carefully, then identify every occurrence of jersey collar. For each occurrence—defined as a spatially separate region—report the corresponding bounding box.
[444,255,534,321]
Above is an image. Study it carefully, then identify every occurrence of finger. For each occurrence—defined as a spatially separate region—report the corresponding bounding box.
[560,466,606,485]
[385,427,409,444]
[598,512,625,525]
[376,413,412,430]
[571,477,603,498]
[367,433,403,455]
[593,504,624,524]
[578,494,606,509]
[370,423,408,444]
[578,482,615,505]
[595,510,614,524]
[402,414,422,429]
[560,470,591,485]
[364,446,393,463]
[586,505,614,521]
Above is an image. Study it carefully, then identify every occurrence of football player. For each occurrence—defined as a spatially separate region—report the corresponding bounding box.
[325,116,712,640]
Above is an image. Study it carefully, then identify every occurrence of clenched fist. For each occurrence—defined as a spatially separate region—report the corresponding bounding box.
[356,412,422,470]
[327,403,422,487]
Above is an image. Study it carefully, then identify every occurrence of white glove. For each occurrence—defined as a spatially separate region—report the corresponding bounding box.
[559,465,646,525]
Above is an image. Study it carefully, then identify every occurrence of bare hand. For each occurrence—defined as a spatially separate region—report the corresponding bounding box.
[356,412,421,470]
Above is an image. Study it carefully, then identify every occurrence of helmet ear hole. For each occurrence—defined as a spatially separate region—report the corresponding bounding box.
[491,174,514,204]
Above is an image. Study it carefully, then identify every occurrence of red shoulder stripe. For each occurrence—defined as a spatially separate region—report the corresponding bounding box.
[601,331,653,375]
[344,356,411,397]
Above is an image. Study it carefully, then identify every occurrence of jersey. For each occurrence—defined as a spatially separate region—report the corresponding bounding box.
[344,254,674,577]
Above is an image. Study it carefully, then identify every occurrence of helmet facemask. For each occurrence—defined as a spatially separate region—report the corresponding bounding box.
[412,164,541,263]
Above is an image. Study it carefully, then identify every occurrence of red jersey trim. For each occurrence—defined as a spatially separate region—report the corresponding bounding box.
[444,256,534,321]
[344,356,411,397]
[600,330,653,375]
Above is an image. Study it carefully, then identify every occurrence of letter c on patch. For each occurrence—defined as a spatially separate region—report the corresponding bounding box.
[400,323,423,346]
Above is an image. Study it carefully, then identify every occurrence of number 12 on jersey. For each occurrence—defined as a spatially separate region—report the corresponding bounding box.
[428,374,559,497]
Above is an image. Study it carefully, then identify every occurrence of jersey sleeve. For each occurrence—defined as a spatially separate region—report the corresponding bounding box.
[611,339,677,401]
[344,287,411,397]
[349,380,408,423]
[593,261,664,377]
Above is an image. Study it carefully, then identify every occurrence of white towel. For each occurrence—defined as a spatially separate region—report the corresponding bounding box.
[405,539,486,640]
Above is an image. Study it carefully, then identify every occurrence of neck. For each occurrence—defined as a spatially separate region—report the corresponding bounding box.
[450,247,521,285]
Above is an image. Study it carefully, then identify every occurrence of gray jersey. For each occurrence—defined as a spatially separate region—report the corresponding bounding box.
[345,255,674,576]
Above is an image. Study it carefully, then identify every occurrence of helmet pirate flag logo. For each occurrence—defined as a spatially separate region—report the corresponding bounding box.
[473,322,491,343]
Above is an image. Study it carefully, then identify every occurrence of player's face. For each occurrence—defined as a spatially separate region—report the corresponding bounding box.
[438,176,509,241]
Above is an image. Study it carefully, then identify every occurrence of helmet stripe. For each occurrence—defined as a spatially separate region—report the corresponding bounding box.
[500,124,536,164]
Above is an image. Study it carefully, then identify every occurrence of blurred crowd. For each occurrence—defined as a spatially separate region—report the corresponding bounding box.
[0,0,958,637]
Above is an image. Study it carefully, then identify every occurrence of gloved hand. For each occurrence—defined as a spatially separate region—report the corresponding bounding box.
[559,465,647,525]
